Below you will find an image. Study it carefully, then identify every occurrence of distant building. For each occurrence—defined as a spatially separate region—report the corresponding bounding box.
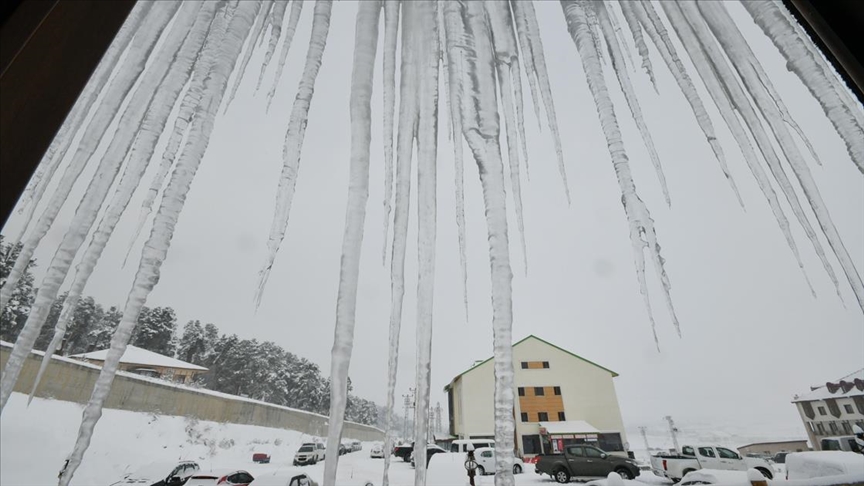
[444,335,628,457]
[72,345,208,385]
[792,368,864,450]
[737,440,809,457]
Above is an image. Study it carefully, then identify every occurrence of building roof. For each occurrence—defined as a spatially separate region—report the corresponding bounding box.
[444,335,618,391]
[539,420,600,434]
[736,439,808,449]
[71,345,208,372]
[792,368,864,403]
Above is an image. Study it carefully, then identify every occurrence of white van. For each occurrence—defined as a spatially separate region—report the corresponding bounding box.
[449,439,495,453]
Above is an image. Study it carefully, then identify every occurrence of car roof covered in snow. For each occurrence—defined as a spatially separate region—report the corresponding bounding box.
[247,469,311,485]
[124,461,197,479]
[71,345,208,371]
[680,469,748,484]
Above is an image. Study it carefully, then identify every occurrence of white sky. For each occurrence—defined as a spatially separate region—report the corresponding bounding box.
[3,1,862,441]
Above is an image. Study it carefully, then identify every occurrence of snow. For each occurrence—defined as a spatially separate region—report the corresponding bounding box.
[792,368,864,402]
[71,345,209,371]
[785,451,864,479]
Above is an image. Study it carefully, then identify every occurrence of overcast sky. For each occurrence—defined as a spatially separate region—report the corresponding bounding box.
[3,1,862,442]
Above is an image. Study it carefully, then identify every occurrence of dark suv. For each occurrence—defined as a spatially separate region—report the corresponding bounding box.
[535,445,639,483]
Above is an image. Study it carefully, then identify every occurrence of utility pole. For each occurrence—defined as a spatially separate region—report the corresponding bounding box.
[435,402,442,435]
[402,388,415,440]
[663,416,680,453]
[639,426,650,456]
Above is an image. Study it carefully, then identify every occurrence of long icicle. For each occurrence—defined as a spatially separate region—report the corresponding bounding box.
[697,1,864,310]
[742,0,864,172]
[509,0,543,128]
[562,0,680,345]
[323,3,381,485]
[11,1,155,246]
[596,2,671,206]
[255,0,290,92]
[255,0,333,308]
[0,1,181,316]
[57,4,260,485]
[618,1,658,94]
[266,0,304,111]
[676,0,844,304]
[0,0,204,414]
[633,0,744,208]
[660,1,816,297]
[461,2,516,484]
[26,1,218,405]
[381,0,400,265]
[382,2,419,483]
[224,0,268,111]
[443,0,469,322]
[487,1,529,274]
[411,2,438,485]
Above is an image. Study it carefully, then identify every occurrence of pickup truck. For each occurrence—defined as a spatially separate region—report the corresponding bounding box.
[534,444,640,483]
[649,445,773,482]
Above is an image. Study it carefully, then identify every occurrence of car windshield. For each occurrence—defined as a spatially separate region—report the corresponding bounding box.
[298,446,314,452]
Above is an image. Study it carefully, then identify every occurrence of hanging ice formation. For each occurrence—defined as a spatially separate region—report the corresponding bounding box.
[0,2,862,486]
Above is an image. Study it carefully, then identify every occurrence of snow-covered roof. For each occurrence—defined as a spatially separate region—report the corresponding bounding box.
[793,368,864,402]
[538,420,601,435]
[71,345,208,371]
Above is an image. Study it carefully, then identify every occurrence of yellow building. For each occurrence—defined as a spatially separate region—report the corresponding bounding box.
[444,335,628,457]
[72,345,208,385]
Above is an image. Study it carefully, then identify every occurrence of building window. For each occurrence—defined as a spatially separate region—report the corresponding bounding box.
[816,423,826,435]
[553,386,561,396]
[538,412,549,422]
[534,387,545,396]
[520,412,528,422]
[558,411,566,421]
[818,406,826,415]
[829,422,839,435]
[521,361,528,369]
[518,387,525,397]
[598,433,623,452]
[843,421,853,434]
[522,435,541,455]
[844,404,854,414]
[542,361,550,368]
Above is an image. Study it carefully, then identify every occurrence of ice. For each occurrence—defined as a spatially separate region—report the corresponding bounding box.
[619,1,657,92]
[381,0,400,266]
[255,0,290,92]
[57,3,260,484]
[322,3,381,486]
[255,0,334,308]
[225,1,268,111]
[266,0,304,111]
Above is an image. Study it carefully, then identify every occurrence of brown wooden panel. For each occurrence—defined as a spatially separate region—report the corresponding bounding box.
[519,386,564,421]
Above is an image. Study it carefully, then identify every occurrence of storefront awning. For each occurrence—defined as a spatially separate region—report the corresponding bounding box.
[539,420,600,435]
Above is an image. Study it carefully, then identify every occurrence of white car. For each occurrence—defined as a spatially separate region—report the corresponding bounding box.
[785,451,864,480]
[473,447,525,475]
[293,443,325,466]
[247,468,318,486]
[370,443,384,458]
[109,461,200,486]
[678,469,749,485]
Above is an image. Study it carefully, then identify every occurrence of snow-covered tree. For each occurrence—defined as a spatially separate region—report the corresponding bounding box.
[177,320,206,364]
[0,236,36,343]
[131,306,177,356]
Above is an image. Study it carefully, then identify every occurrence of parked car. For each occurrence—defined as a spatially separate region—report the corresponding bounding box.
[649,445,773,482]
[449,439,495,453]
[369,443,384,458]
[771,451,790,464]
[252,453,271,464]
[293,443,324,466]
[351,440,362,452]
[785,451,864,480]
[186,469,254,486]
[393,442,414,462]
[473,447,525,475]
[821,435,863,453]
[678,469,749,485]
[247,469,318,486]
[339,443,348,456]
[535,444,640,482]
[410,444,447,467]
[110,461,201,486]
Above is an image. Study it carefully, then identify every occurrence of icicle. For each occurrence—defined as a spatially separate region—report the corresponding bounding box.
[696,1,864,310]
[256,0,275,49]
[381,0,400,265]
[443,0,469,324]
[510,0,543,129]
[57,4,259,485]
[607,2,634,70]
[661,1,816,297]
[323,3,381,485]
[26,2,218,406]
[562,0,680,343]
[457,2,517,484]
[382,3,419,483]
[595,2,671,207]
[11,1,155,247]
[510,0,570,204]
[0,1,203,414]
[224,1,268,111]
[0,2,181,313]
[255,0,333,308]
[742,0,864,172]
[255,0,289,92]
[632,1,744,208]
[266,0,304,111]
[618,1,657,92]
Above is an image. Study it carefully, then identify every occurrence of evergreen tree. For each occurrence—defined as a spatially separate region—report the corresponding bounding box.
[131,306,177,355]
[87,305,122,352]
[0,236,36,343]
[177,320,206,364]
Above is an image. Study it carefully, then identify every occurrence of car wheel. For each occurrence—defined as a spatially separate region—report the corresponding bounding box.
[476,465,485,476]
[513,464,522,474]
[755,467,773,480]
[615,467,633,480]
[554,468,570,484]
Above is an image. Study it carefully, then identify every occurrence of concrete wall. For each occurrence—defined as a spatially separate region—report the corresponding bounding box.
[0,344,384,442]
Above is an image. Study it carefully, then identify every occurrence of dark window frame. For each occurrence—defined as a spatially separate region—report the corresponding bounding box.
[518,387,525,397]
[534,387,545,396]
[520,412,528,422]
[553,386,561,396]
[542,361,549,368]
[521,362,528,369]
[558,411,566,421]
[538,412,549,422]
